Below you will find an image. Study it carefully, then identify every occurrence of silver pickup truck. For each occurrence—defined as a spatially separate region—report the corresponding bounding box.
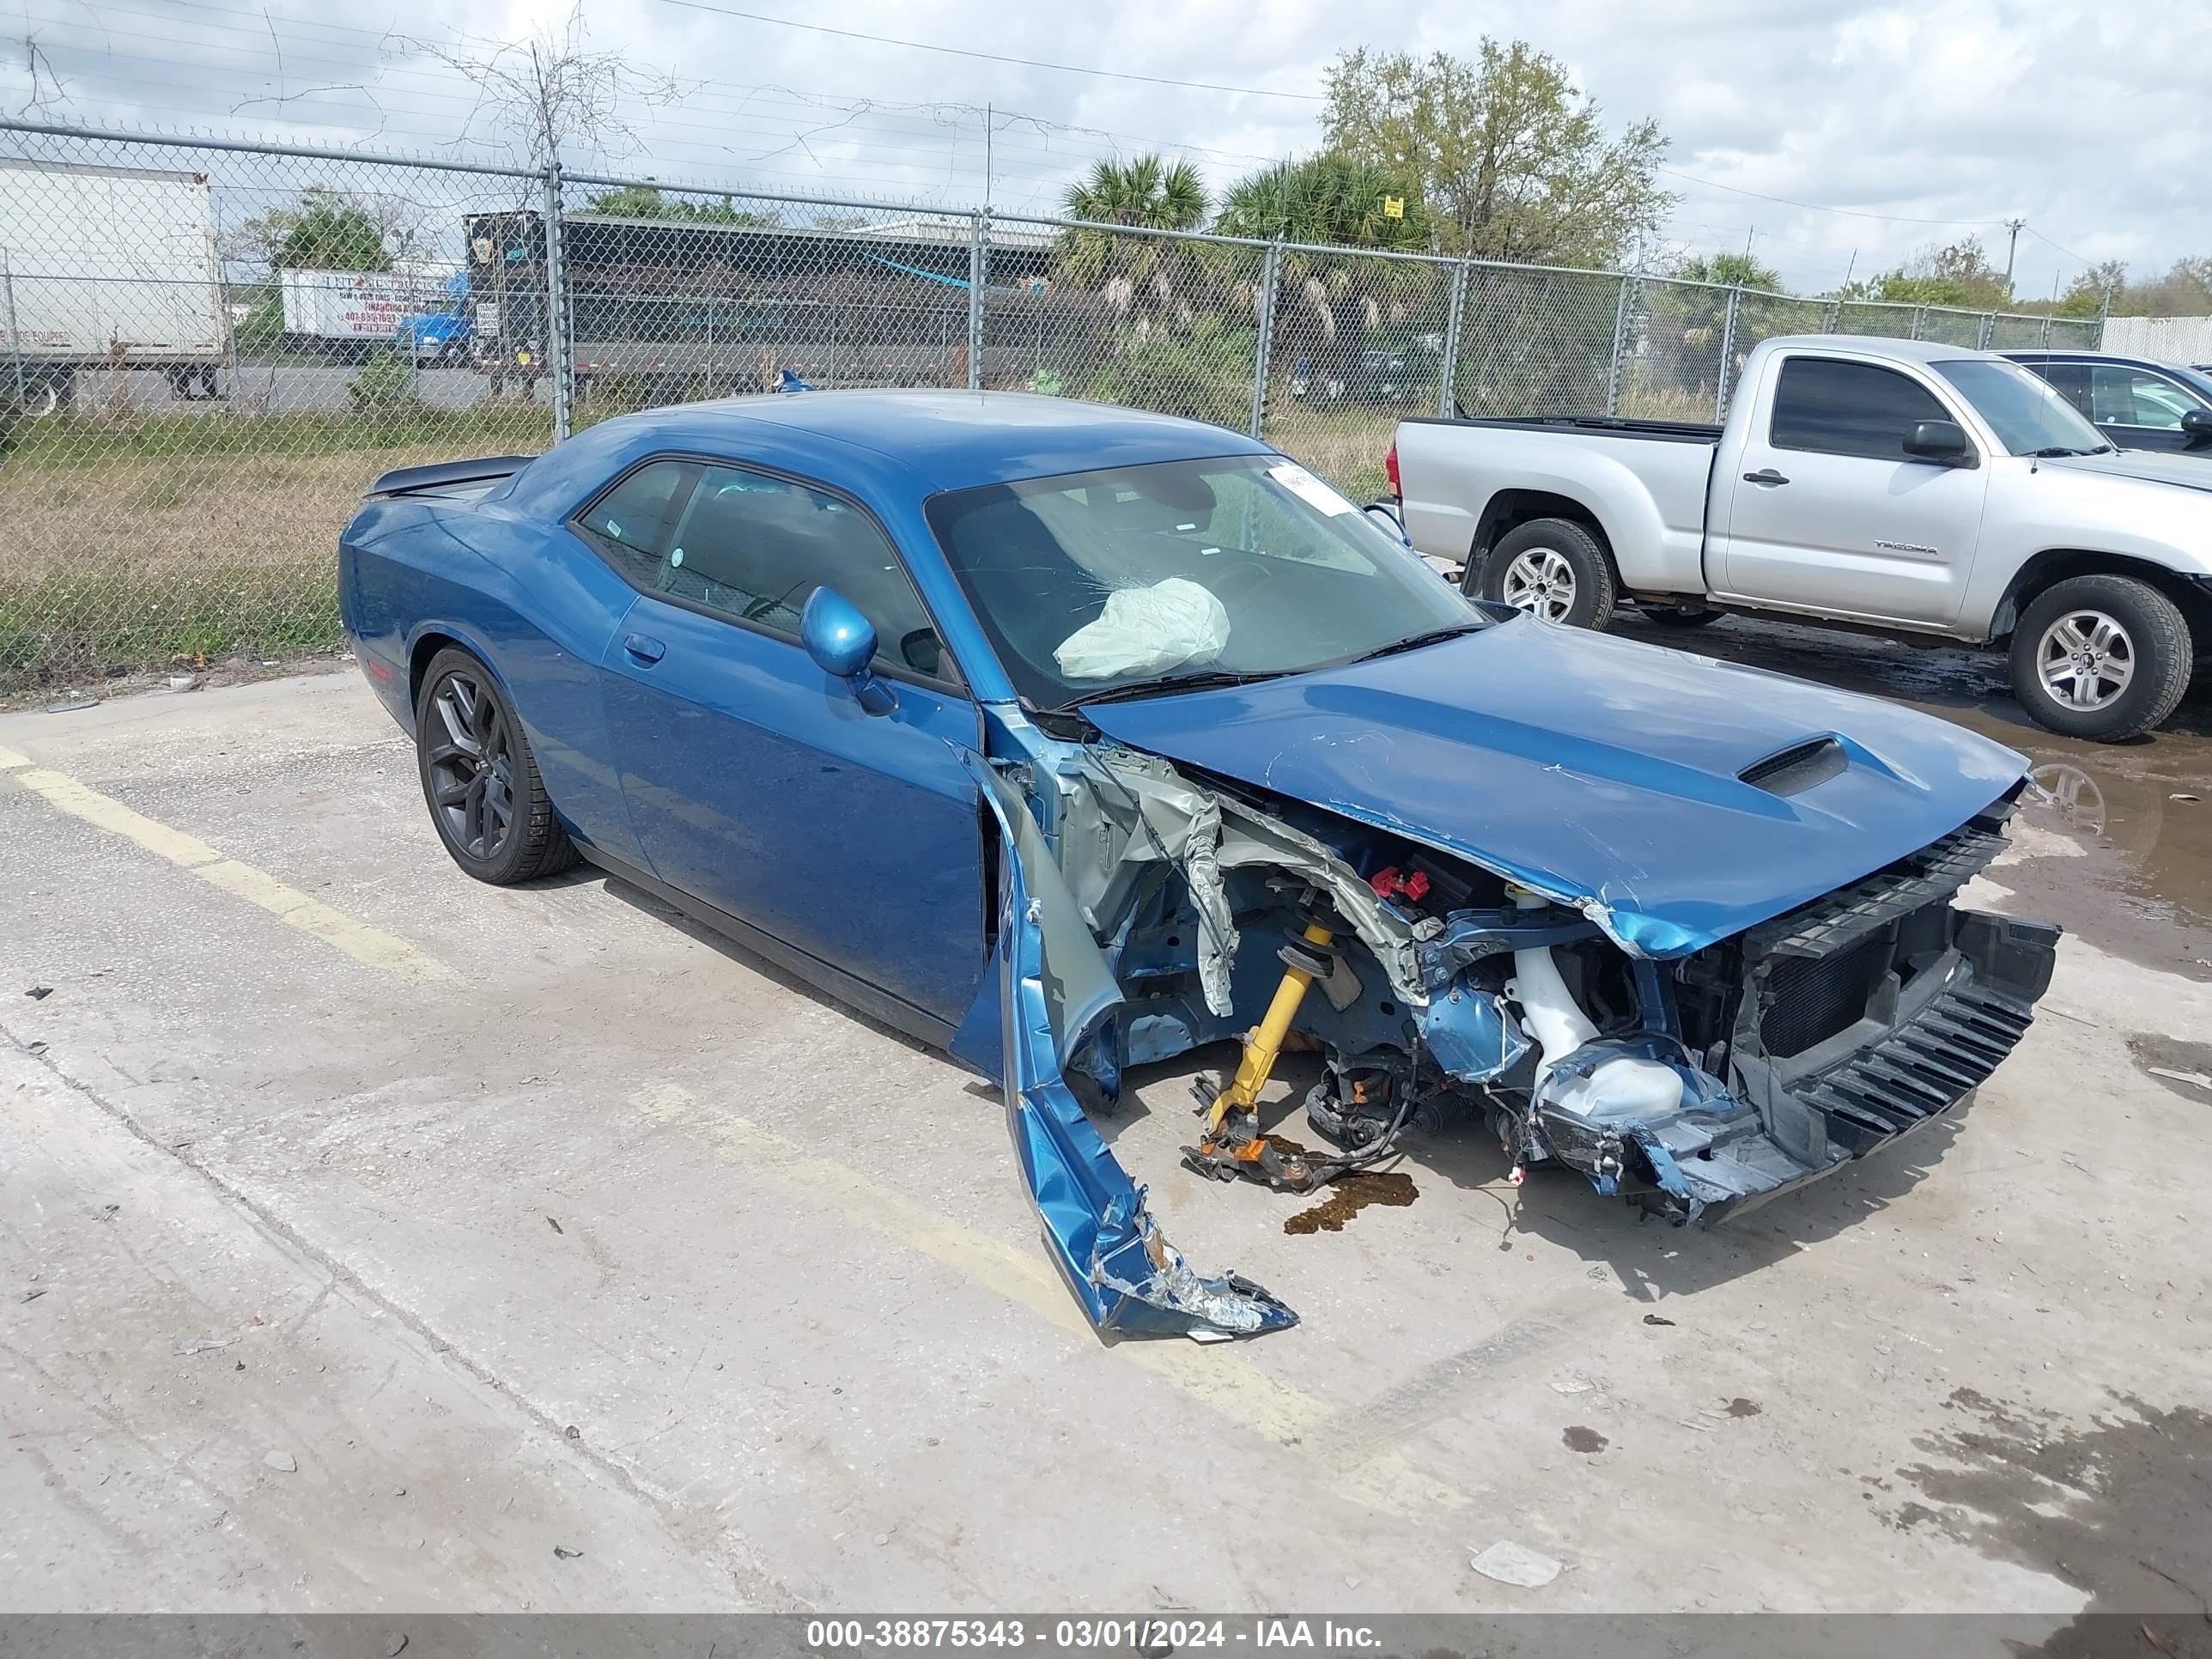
[1391,335,2212,740]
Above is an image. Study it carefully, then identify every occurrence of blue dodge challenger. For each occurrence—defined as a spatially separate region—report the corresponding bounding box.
[341,391,2059,1339]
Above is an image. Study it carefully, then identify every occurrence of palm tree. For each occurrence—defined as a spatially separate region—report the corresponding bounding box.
[1057,155,1209,319]
[1215,152,1440,394]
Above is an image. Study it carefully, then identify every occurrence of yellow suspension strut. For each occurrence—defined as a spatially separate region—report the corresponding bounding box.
[1205,916,1337,1152]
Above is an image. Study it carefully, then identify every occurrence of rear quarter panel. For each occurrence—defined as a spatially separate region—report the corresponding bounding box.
[339,494,647,866]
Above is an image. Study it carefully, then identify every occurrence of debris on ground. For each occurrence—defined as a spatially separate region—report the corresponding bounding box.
[1643,1313,1677,1327]
[25,986,52,1000]
[263,1450,297,1473]
[1470,1540,1563,1588]
[552,1545,582,1559]
[20,1288,47,1304]
[174,1335,233,1355]
[386,1636,408,1657]
[1563,1425,1608,1453]
[2147,1066,2212,1091]
[545,1216,563,1234]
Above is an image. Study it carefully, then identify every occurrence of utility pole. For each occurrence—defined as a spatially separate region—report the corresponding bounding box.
[1742,225,1756,260]
[2002,216,2026,295]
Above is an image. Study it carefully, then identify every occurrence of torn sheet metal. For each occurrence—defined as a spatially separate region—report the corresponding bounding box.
[959,752,1295,1340]
[1062,747,1428,1008]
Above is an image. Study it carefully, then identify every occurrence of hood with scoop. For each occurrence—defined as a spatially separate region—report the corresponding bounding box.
[1083,617,2028,957]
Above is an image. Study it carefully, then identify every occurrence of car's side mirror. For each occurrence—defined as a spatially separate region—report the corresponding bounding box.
[2181,408,2212,447]
[1904,418,1978,467]
[1362,501,1412,545]
[800,586,895,715]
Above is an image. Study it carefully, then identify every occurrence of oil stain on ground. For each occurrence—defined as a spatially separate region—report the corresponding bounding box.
[1562,1425,1608,1454]
[1282,1170,1417,1235]
[1891,1387,2212,1651]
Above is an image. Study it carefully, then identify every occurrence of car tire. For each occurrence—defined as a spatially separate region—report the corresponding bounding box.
[2008,574,2193,741]
[415,647,579,883]
[1638,604,1724,629]
[1480,518,1618,629]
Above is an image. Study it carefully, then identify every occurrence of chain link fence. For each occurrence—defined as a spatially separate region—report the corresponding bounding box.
[0,118,2103,692]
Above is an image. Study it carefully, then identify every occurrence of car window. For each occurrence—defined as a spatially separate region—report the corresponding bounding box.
[2033,362,2095,418]
[1769,357,1951,460]
[574,460,695,583]
[656,465,956,684]
[2092,366,2199,428]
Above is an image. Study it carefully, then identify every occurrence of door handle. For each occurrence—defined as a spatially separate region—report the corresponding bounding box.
[623,633,666,664]
[1742,468,1790,486]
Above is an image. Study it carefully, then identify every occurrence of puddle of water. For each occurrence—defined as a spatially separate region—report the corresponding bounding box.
[1893,1388,2212,1620]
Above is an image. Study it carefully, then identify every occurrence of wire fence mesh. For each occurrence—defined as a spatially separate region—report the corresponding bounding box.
[0,118,2106,692]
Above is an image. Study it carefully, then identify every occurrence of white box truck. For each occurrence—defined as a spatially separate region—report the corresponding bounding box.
[277,264,459,361]
[0,156,228,416]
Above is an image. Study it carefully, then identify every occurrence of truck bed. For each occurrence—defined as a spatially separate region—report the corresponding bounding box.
[1404,413,1723,445]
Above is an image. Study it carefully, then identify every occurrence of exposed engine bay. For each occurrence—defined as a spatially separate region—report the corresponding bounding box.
[963,732,2060,1340]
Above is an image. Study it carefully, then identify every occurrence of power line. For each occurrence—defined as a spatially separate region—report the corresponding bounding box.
[643,0,1324,101]
[2024,225,2099,270]
[1657,166,2010,228]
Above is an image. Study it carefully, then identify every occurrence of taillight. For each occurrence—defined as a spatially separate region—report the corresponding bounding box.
[1384,441,1401,497]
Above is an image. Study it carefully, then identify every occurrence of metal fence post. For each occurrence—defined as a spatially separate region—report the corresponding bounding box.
[1,249,25,413]
[1249,241,1282,439]
[1909,305,1926,342]
[1715,287,1741,422]
[542,161,572,441]
[966,208,986,391]
[1975,313,1995,350]
[2093,286,2111,350]
[1604,273,1632,416]
[1439,259,1469,417]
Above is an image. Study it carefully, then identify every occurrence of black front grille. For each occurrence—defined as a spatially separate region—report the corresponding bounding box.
[1760,931,1894,1057]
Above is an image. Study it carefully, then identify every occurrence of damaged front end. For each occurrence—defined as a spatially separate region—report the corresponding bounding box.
[954,716,2058,1340]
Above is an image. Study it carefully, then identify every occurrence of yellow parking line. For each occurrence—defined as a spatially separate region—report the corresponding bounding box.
[9,764,455,983]
[632,1082,1468,1516]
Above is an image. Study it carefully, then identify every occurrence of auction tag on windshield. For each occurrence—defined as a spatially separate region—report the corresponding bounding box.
[1267,461,1356,516]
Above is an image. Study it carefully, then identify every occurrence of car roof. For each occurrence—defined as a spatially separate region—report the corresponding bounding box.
[1757,335,2002,365]
[586,389,1271,493]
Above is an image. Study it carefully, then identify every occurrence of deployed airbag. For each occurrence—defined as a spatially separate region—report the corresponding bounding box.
[1054,578,1230,682]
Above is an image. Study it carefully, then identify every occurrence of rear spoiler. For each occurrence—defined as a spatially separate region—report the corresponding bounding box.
[365,455,537,499]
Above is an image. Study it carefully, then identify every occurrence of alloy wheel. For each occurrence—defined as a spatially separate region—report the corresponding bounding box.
[426,670,516,860]
[1499,547,1577,622]
[2035,609,2134,711]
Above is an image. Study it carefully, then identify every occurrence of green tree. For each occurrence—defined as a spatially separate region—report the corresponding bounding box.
[1212,151,1431,251]
[582,184,772,226]
[1672,251,1784,293]
[1843,236,2010,309]
[1321,42,1673,265]
[1054,155,1211,321]
[1215,152,1442,397]
[1062,155,1208,231]
[244,187,394,272]
[2059,256,2211,318]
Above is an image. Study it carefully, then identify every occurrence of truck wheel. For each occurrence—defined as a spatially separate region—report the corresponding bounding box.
[2009,574,2192,741]
[1482,519,1617,629]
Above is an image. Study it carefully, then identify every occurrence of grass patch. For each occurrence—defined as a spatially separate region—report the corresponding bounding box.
[0,427,545,689]
[6,405,553,469]
[1263,402,1399,505]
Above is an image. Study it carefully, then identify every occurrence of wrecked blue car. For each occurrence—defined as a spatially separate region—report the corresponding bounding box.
[340,392,2060,1340]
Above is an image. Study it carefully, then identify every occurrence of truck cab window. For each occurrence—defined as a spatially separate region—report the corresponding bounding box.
[1769,357,1948,461]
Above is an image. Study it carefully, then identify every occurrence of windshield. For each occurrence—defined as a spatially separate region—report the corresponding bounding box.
[925,454,1481,709]
[1934,359,2110,455]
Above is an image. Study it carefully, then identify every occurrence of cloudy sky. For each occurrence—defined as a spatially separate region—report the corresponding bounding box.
[5,0,2208,297]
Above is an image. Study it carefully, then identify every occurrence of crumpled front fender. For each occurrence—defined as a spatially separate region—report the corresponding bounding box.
[952,753,1297,1340]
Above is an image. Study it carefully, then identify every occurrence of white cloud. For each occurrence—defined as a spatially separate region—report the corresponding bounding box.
[3,0,2205,297]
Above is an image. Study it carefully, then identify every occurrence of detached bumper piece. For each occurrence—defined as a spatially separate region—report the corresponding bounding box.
[1556,814,2060,1224]
[1784,914,2049,1158]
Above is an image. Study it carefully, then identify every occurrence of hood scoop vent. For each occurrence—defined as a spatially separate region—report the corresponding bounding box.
[1741,737,1847,797]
